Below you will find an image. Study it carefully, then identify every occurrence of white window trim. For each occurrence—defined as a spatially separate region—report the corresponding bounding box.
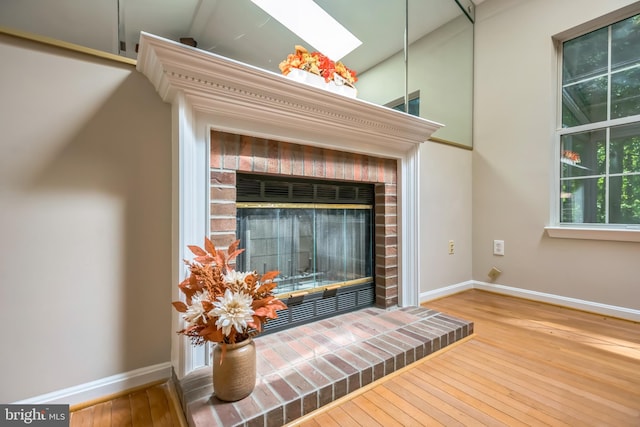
[545,226,640,242]
[549,4,640,243]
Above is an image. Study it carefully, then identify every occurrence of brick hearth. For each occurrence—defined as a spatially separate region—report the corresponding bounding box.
[175,306,473,426]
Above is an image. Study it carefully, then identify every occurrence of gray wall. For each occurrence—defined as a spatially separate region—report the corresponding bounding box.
[0,34,172,402]
[473,0,640,308]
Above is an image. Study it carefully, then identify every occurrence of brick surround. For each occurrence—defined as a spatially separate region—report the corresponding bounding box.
[209,130,399,309]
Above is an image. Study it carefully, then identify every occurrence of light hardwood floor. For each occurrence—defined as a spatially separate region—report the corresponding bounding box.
[70,290,640,426]
[291,289,640,427]
[69,380,187,427]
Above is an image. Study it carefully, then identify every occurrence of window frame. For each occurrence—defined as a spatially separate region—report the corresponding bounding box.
[548,5,640,243]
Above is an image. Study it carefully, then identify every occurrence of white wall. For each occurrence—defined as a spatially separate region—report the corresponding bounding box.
[473,0,640,308]
[0,34,172,402]
[420,142,473,293]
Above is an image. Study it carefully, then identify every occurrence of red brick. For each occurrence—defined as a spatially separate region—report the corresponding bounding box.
[302,146,315,177]
[375,235,397,247]
[381,215,397,226]
[353,153,362,181]
[313,147,325,178]
[343,156,354,181]
[379,224,398,236]
[210,170,235,186]
[333,152,346,179]
[291,144,304,176]
[324,149,335,179]
[267,140,279,174]
[252,138,268,173]
[210,141,222,169]
[222,133,240,170]
[280,142,292,175]
[210,233,237,249]
[377,275,398,287]
[385,184,397,196]
[210,218,236,233]
[210,202,236,216]
[376,265,398,278]
[239,135,253,172]
[210,187,235,202]
[375,254,398,268]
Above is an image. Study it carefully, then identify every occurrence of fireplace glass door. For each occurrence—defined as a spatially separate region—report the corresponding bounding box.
[236,204,373,296]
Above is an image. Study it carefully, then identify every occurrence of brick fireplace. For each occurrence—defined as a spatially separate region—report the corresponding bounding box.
[209,131,399,310]
[136,32,442,380]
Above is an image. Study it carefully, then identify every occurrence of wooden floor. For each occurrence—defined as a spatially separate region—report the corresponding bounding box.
[70,380,186,427]
[70,290,640,426]
[291,290,640,427]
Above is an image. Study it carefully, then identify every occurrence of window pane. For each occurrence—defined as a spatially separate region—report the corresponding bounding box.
[611,14,640,71]
[611,67,640,119]
[391,97,420,117]
[559,14,640,226]
[561,129,606,177]
[610,122,640,174]
[562,76,608,127]
[563,27,608,84]
[561,177,605,223]
[609,175,640,224]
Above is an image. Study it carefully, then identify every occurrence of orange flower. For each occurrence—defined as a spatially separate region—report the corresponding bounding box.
[172,238,287,345]
[279,45,357,85]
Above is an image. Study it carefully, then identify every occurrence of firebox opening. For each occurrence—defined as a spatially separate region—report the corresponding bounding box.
[235,173,376,333]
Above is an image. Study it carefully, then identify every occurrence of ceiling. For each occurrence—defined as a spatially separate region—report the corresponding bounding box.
[0,0,476,75]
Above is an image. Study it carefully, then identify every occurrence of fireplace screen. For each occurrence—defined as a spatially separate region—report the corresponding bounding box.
[237,205,372,295]
[235,174,374,297]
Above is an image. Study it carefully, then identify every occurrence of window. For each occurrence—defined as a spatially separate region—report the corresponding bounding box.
[558,13,640,226]
[387,91,420,117]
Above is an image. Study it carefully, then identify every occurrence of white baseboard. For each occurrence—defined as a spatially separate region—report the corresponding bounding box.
[420,280,640,323]
[14,282,639,406]
[419,281,475,302]
[14,362,173,406]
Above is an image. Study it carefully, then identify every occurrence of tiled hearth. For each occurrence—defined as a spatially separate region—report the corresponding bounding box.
[176,307,473,427]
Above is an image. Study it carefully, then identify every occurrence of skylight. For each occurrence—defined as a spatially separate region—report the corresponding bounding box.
[250,0,362,61]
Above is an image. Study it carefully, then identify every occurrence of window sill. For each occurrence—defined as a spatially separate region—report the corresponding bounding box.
[545,226,640,243]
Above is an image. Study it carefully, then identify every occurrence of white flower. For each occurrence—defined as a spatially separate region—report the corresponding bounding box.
[183,291,210,326]
[210,289,255,336]
[224,270,251,290]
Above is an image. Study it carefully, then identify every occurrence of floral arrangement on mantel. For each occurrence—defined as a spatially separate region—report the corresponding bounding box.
[279,45,358,86]
[172,238,287,346]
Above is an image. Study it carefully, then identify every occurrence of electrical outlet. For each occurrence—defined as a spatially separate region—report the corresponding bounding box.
[448,240,454,255]
[493,240,505,256]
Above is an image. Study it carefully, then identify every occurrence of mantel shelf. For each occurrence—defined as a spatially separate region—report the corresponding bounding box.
[136,32,443,154]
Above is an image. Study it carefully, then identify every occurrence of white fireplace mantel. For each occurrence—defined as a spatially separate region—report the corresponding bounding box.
[136,32,443,378]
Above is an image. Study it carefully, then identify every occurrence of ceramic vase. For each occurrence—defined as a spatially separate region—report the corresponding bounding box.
[212,339,256,401]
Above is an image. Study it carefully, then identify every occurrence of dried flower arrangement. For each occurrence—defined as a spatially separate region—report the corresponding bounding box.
[279,45,358,86]
[172,238,287,346]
